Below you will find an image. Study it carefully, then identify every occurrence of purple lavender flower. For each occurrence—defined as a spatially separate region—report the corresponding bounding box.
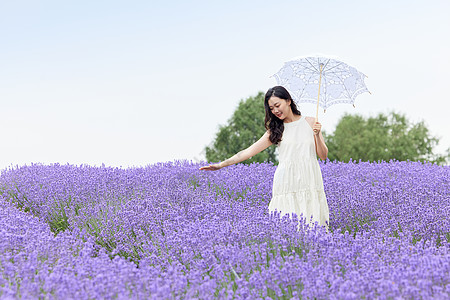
[0,160,449,298]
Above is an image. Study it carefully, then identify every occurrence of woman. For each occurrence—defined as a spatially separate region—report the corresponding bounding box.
[200,86,329,228]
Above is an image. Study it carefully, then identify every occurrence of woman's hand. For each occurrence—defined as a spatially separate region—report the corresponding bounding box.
[312,121,322,135]
[199,163,222,171]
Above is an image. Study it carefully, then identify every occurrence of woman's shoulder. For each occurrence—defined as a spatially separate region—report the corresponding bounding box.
[303,116,316,126]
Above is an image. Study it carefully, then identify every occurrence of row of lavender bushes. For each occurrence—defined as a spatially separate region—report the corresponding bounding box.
[0,160,449,299]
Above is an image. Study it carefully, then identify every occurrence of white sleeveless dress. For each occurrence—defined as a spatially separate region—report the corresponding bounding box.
[268,116,329,228]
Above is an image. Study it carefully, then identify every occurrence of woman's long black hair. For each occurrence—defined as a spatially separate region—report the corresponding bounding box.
[264,86,301,144]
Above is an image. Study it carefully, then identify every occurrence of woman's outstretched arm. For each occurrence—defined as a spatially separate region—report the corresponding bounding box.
[199,131,273,171]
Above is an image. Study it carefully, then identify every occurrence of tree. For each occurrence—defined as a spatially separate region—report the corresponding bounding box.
[205,92,278,164]
[323,112,448,164]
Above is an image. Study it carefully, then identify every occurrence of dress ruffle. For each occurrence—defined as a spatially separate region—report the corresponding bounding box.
[272,159,324,194]
[268,189,329,227]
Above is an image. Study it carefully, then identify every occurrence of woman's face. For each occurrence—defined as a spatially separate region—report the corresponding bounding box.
[268,96,291,120]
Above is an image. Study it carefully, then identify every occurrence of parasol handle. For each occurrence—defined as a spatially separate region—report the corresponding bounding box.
[315,64,323,122]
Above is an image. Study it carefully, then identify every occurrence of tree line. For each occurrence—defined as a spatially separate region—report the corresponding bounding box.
[205,92,449,165]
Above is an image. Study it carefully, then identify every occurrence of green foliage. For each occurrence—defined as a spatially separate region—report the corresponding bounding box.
[205,92,278,164]
[47,204,70,235]
[324,112,449,164]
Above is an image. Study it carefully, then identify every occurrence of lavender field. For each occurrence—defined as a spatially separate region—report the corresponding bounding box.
[0,160,449,299]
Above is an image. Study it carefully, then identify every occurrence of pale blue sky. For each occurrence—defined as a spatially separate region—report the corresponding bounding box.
[1,0,449,168]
